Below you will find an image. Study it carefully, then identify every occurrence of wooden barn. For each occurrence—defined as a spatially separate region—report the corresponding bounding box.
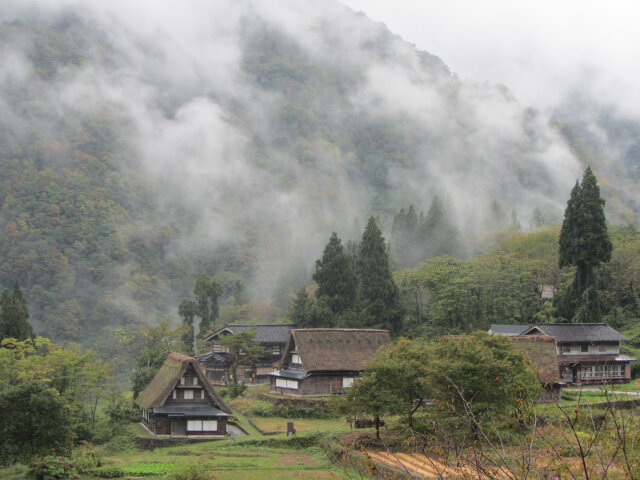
[136,352,231,436]
[269,328,391,397]
[509,335,562,402]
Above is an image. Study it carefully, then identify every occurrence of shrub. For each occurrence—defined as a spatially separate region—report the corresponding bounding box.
[250,400,275,417]
[29,456,78,480]
[71,447,102,473]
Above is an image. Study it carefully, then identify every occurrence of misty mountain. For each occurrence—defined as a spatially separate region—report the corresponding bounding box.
[0,1,634,343]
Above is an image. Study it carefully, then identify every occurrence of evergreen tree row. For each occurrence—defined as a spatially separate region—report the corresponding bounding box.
[288,217,403,333]
[390,197,463,269]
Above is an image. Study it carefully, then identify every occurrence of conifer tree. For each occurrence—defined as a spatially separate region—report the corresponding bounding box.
[178,299,197,355]
[313,232,358,316]
[193,274,223,337]
[557,167,612,322]
[0,282,33,342]
[356,217,403,333]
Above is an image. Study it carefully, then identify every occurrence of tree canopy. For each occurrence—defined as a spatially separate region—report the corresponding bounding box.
[557,167,612,322]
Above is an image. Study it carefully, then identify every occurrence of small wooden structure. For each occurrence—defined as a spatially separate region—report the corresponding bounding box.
[136,352,231,436]
[269,328,391,397]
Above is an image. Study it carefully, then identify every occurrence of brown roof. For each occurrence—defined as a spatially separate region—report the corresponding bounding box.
[509,335,560,385]
[135,352,231,413]
[283,328,391,372]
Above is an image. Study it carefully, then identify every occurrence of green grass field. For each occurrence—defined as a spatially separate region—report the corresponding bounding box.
[249,416,352,434]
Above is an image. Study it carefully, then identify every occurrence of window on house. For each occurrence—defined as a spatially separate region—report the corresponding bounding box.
[272,345,280,355]
[342,377,355,388]
[598,344,607,352]
[180,376,185,385]
[202,420,217,431]
[200,390,205,400]
[184,389,194,400]
[291,353,301,364]
[193,377,198,385]
[187,420,202,431]
[172,390,177,399]
[561,344,570,354]
[213,344,225,353]
[581,344,589,353]
[275,378,298,389]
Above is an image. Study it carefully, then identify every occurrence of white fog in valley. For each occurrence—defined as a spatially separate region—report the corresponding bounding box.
[0,0,636,332]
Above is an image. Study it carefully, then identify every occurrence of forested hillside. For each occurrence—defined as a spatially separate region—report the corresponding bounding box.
[0,2,638,346]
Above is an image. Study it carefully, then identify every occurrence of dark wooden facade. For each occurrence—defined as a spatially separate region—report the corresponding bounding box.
[198,324,293,385]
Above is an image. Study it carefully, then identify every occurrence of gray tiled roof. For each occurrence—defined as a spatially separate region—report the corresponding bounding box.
[489,324,529,336]
[204,324,294,343]
[526,323,627,343]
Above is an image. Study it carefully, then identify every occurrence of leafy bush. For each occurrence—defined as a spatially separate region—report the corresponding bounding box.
[250,400,275,417]
[29,456,78,480]
[70,447,102,472]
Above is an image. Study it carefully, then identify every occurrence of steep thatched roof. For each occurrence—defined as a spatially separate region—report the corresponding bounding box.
[135,352,231,413]
[509,335,560,385]
[283,328,391,372]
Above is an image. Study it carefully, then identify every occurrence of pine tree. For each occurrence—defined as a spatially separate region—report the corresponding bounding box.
[356,217,403,333]
[193,275,223,337]
[286,288,313,327]
[178,299,197,355]
[421,196,462,259]
[0,282,33,342]
[557,167,612,322]
[531,207,545,227]
[313,232,358,316]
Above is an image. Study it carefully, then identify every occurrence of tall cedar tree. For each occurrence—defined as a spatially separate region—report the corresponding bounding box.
[178,299,197,355]
[313,232,358,315]
[558,167,612,321]
[193,275,223,337]
[0,282,33,342]
[357,217,403,333]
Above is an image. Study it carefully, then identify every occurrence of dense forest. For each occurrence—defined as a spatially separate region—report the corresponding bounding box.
[0,1,639,365]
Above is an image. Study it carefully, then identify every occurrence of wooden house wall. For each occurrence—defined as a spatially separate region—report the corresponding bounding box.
[270,373,357,396]
[146,413,227,436]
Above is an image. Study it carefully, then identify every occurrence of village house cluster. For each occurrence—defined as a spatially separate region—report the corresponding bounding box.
[137,322,634,436]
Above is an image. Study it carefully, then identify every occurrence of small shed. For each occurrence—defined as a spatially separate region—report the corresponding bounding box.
[136,352,231,436]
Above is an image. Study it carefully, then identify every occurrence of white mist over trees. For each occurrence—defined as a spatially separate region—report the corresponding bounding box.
[0,0,633,343]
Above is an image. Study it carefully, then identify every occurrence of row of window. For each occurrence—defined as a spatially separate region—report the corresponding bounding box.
[187,420,218,431]
[173,389,205,400]
[275,377,356,390]
[180,375,199,385]
[212,344,282,355]
[561,343,613,354]
[275,378,299,389]
[581,364,624,379]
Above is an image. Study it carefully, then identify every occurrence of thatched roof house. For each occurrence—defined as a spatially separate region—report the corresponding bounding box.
[509,335,561,401]
[136,353,230,436]
[269,328,391,397]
